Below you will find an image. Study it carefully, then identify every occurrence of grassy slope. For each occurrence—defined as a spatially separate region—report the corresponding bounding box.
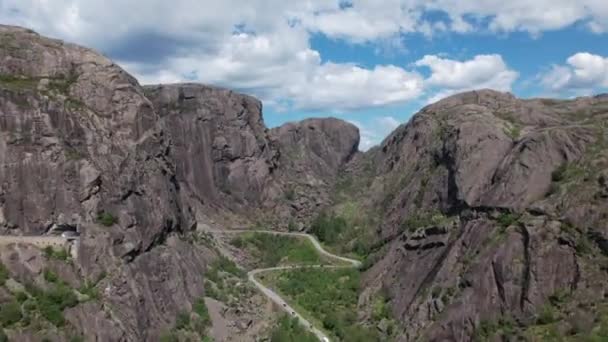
[259,268,381,342]
[230,232,331,268]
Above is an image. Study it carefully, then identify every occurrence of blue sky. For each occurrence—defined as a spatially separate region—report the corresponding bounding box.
[2,0,608,149]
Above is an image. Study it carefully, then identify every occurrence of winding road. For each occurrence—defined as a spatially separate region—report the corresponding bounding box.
[207,229,361,342]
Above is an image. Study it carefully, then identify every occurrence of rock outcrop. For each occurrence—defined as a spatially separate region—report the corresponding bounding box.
[343,89,608,341]
[0,25,359,341]
[3,24,608,342]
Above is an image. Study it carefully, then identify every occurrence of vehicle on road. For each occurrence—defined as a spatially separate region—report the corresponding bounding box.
[61,231,80,240]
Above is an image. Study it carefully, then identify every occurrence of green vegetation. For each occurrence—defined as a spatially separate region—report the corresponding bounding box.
[207,256,245,280]
[159,331,179,342]
[496,212,521,228]
[474,292,608,341]
[161,297,212,340]
[310,213,347,245]
[474,315,516,341]
[560,222,595,256]
[0,300,23,326]
[549,162,588,196]
[47,73,78,94]
[316,202,380,259]
[175,311,190,330]
[400,211,453,233]
[284,187,296,201]
[264,268,380,341]
[0,74,38,91]
[230,233,325,267]
[64,147,83,161]
[0,264,9,286]
[203,256,253,307]
[20,280,78,327]
[503,123,522,140]
[270,315,317,342]
[192,297,210,327]
[287,219,298,232]
[370,289,395,335]
[43,269,59,283]
[536,304,558,325]
[96,211,118,226]
[43,246,70,261]
[78,280,100,300]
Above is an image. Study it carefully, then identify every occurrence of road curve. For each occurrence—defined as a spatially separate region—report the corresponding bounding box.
[208,229,362,342]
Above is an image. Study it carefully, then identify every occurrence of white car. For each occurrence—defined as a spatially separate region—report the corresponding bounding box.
[61,231,80,240]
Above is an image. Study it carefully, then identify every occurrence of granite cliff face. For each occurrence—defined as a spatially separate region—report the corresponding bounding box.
[2,24,608,342]
[0,25,358,341]
[344,90,608,340]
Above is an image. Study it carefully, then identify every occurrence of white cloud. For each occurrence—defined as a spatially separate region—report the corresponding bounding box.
[427,0,608,35]
[415,54,519,103]
[3,0,603,113]
[349,116,402,151]
[541,52,608,92]
[124,28,424,111]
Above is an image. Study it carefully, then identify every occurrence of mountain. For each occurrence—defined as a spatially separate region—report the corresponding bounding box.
[0,25,357,341]
[333,89,608,340]
[1,24,608,341]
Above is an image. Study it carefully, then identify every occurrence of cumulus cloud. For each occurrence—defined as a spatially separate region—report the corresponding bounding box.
[415,54,519,103]
[349,116,402,151]
[2,0,597,113]
[124,28,424,111]
[541,53,608,92]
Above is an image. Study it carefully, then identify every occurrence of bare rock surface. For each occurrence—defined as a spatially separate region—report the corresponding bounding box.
[3,24,608,342]
[345,89,608,341]
[0,25,358,341]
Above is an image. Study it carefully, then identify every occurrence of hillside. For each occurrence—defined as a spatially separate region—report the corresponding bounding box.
[0,25,357,341]
[330,89,608,340]
[1,24,608,341]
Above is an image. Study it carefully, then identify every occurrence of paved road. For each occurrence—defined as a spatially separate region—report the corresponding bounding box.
[0,235,67,248]
[208,229,362,342]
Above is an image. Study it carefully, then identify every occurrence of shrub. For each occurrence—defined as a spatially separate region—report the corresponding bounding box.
[203,281,221,301]
[28,281,78,327]
[15,292,28,303]
[551,164,568,182]
[496,212,520,228]
[310,213,347,244]
[0,300,22,326]
[175,311,190,330]
[287,219,298,232]
[270,315,317,342]
[193,298,210,326]
[0,329,7,342]
[43,246,54,258]
[96,211,117,226]
[43,269,59,283]
[284,188,295,201]
[78,281,99,300]
[159,331,179,342]
[211,256,245,278]
[504,124,521,140]
[230,236,244,248]
[400,211,450,232]
[537,304,558,325]
[43,247,69,261]
[0,263,8,286]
